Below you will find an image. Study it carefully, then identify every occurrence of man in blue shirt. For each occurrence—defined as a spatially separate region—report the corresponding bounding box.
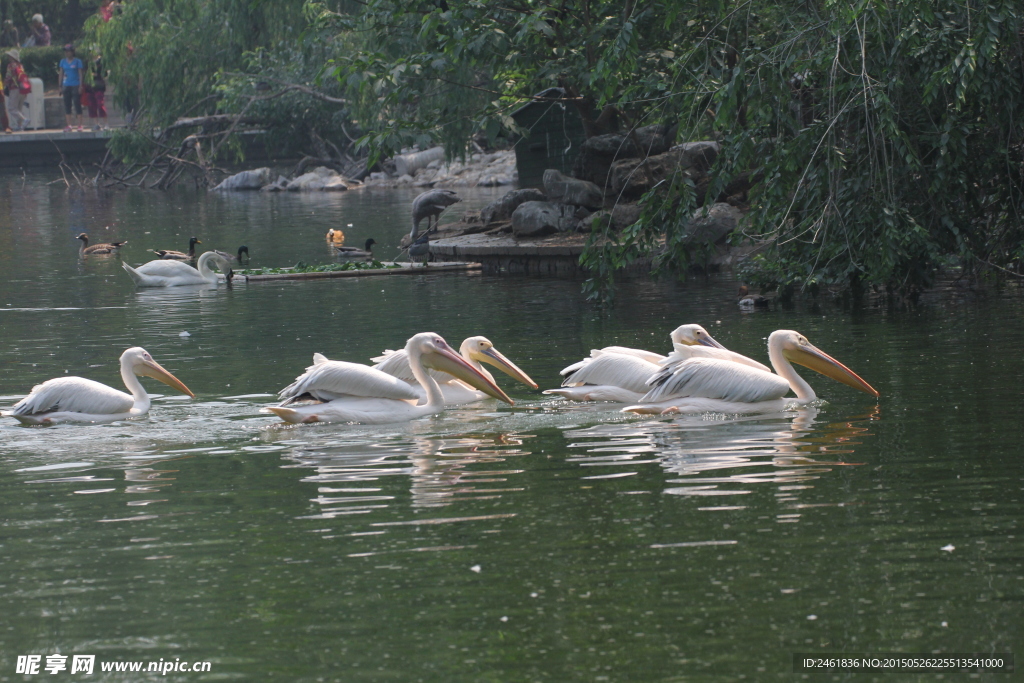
[59,44,84,131]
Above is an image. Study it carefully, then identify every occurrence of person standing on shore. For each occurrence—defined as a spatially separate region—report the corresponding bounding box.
[4,49,30,131]
[0,20,18,48]
[85,54,107,130]
[23,14,50,47]
[59,44,84,131]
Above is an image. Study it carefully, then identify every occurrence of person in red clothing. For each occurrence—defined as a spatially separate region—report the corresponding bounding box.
[83,54,107,129]
[4,49,31,131]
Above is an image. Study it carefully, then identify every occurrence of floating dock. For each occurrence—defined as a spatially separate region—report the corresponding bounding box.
[230,261,481,282]
[429,232,587,274]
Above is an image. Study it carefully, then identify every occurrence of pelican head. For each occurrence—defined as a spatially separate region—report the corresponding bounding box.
[120,347,195,397]
[409,333,513,404]
[460,336,538,388]
[670,324,726,349]
[772,330,879,397]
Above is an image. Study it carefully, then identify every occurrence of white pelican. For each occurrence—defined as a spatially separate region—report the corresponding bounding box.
[122,251,231,287]
[544,324,768,402]
[266,332,513,424]
[624,329,879,415]
[371,336,537,404]
[154,236,201,260]
[3,347,194,425]
[77,232,127,256]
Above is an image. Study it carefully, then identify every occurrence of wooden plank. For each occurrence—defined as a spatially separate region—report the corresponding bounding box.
[231,261,481,282]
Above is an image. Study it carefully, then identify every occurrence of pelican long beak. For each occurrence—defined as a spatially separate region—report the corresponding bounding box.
[697,334,727,349]
[424,346,513,404]
[785,345,879,397]
[138,360,195,398]
[477,347,538,389]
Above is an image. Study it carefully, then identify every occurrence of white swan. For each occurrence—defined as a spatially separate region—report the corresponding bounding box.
[624,329,878,415]
[544,324,768,402]
[266,332,513,424]
[122,251,231,287]
[371,336,537,404]
[3,347,194,425]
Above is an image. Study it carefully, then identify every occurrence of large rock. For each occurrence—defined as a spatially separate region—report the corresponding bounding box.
[633,124,673,156]
[543,169,604,209]
[394,146,445,176]
[571,134,640,186]
[684,203,743,244]
[480,188,547,223]
[287,172,326,191]
[610,141,720,198]
[212,167,272,191]
[611,203,642,229]
[286,167,340,191]
[511,201,579,237]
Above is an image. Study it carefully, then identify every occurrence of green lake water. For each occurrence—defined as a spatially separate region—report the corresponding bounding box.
[0,175,1021,681]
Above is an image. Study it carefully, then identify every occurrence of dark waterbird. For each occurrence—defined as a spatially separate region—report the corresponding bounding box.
[154,236,201,260]
[76,232,127,257]
[335,238,376,258]
[214,245,249,263]
[408,189,461,243]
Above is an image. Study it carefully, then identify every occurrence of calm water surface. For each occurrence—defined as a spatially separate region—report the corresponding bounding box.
[0,175,1021,681]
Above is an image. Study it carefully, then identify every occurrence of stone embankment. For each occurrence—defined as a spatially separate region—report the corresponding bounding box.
[425,136,756,273]
[212,147,517,193]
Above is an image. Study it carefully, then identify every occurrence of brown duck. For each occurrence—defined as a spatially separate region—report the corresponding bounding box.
[77,232,127,256]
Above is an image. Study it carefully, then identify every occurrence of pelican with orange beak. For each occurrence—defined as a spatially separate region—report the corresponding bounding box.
[546,323,769,403]
[267,332,514,424]
[624,330,878,415]
[4,347,195,425]
[371,335,537,404]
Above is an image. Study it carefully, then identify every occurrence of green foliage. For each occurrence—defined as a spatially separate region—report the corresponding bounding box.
[239,260,398,275]
[313,0,1024,296]
[315,0,685,161]
[84,0,308,127]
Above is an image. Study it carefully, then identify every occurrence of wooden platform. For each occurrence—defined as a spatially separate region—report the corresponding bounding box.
[430,232,587,274]
[229,261,481,282]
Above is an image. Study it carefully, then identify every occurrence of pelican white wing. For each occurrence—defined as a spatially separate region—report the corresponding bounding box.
[660,343,771,372]
[9,377,134,417]
[641,358,790,404]
[559,346,666,376]
[561,353,660,394]
[278,360,420,405]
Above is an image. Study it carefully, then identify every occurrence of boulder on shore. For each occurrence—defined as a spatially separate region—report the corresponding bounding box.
[570,125,674,186]
[684,202,743,245]
[610,141,720,198]
[212,167,272,191]
[480,188,547,224]
[543,169,604,209]
[512,201,579,237]
[571,134,640,186]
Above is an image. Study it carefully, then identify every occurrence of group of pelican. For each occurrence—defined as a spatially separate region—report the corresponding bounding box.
[546,324,878,414]
[2,324,877,427]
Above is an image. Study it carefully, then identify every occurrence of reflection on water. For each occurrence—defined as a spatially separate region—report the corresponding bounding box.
[563,407,879,513]
[284,432,530,519]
